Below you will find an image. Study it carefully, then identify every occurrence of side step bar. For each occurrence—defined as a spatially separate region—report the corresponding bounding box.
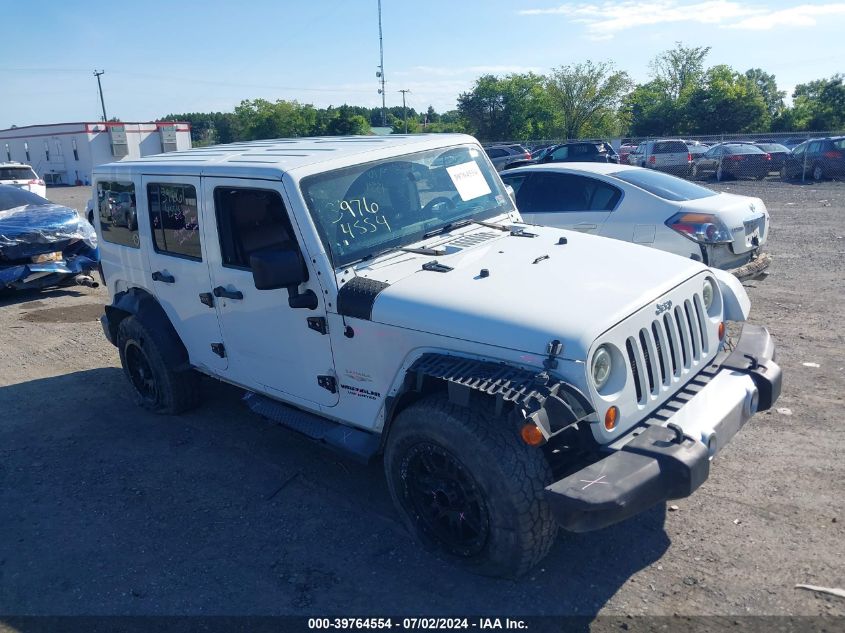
[243,392,380,464]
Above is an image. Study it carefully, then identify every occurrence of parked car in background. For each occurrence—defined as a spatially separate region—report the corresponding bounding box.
[685,141,709,161]
[753,142,790,173]
[618,143,638,164]
[0,184,99,290]
[0,163,46,199]
[500,163,771,280]
[780,136,845,181]
[691,143,771,181]
[484,144,531,171]
[504,141,618,170]
[627,139,692,175]
[782,137,809,150]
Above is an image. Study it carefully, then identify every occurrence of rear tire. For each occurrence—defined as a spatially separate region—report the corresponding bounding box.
[812,164,823,181]
[117,316,200,414]
[384,394,557,578]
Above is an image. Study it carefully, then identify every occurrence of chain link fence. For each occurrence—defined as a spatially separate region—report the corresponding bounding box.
[485,131,845,184]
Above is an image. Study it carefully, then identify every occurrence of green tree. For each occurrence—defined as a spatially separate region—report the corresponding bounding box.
[745,68,785,118]
[791,75,845,130]
[546,61,632,139]
[457,73,554,141]
[621,80,680,136]
[649,42,711,100]
[684,65,768,134]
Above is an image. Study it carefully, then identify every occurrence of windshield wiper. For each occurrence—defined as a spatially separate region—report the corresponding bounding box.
[423,218,473,239]
[400,246,447,256]
[472,219,510,232]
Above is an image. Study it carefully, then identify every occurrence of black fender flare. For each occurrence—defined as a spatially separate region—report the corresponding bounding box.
[382,353,594,448]
[104,287,190,371]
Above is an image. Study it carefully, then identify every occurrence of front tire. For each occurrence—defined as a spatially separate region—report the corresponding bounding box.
[813,164,823,181]
[716,164,725,182]
[117,316,200,414]
[384,394,557,578]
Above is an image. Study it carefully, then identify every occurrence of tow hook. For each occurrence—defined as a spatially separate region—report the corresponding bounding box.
[74,274,99,288]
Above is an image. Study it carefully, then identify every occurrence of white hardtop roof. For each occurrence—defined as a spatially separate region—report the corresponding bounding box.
[93,134,479,180]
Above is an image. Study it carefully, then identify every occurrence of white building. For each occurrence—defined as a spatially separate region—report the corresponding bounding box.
[0,121,192,186]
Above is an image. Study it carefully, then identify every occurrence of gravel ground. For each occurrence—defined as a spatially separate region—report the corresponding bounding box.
[0,182,843,618]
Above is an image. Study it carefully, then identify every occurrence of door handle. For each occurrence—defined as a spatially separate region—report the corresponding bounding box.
[213,286,243,300]
[152,271,175,283]
[575,223,598,230]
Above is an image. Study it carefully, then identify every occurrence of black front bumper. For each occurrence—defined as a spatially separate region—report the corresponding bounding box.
[545,324,782,533]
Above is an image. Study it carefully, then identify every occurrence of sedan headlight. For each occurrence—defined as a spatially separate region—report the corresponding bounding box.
[702,278,714,309]
[666,212,732,244]
[591,345,612,390]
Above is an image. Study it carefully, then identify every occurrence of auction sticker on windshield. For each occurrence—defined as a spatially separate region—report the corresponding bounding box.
[446,161,491,201]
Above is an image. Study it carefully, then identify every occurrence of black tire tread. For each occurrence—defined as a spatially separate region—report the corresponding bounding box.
[117,316,200,415]
[385,393,556,578]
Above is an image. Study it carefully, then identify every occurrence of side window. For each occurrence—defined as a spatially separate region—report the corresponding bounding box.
[97,180,139,248]
[576,176,622,211]
[549,146,569,161]
[807,141,821,154]
[516,173,589,213]
[487,148,506,158]
[147,183,202,260]
[500,173,528,196]
[214,187,296,269]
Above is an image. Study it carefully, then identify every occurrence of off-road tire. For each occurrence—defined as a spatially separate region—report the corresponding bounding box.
[384,394,557,578]
[117,316,200,414]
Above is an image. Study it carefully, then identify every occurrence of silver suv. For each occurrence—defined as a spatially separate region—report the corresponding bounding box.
[628,140,692,175]
[484,144,530,171]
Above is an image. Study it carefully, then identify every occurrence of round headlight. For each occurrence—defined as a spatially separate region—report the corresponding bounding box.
[591,345,612,390]
[703,278,714,310]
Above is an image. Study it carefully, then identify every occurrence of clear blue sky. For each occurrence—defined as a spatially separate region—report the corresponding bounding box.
[1,0,843,128]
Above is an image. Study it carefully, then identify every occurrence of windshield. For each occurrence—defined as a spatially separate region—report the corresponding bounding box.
[300,144,513,267]
[0,186,50,211]
[610,169,718,201]
[0,167,37,180]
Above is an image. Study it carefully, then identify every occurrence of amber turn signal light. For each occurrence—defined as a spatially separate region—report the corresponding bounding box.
[604,406,619,431]
[718,321,726,340]
[520,423,545,446]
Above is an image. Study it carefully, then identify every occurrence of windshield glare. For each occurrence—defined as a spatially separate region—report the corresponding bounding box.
[610,169,718,201]
[301,145,513,266]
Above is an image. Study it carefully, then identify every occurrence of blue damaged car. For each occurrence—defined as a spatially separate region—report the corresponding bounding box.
[0,184,99,291]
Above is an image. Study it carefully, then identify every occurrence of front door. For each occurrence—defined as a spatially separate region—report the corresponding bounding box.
[509,171,618,233]
[201,178,338,408]
[140,175,228,373]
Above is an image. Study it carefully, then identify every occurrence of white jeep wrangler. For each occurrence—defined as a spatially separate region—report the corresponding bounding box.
[95,134,781,577]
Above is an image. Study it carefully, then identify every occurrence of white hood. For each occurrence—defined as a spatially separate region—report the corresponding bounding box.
[346,224,707,360]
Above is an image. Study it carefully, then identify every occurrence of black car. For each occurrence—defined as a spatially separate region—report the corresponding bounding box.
[754,142,790,173]
[691,143,772,181]
[503,141,618,170]
[781,137,845,181]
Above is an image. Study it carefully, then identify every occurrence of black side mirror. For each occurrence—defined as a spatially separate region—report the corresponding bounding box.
[250,247,318,310]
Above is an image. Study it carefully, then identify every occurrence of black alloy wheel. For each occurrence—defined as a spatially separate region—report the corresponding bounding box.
[400,442,490,558]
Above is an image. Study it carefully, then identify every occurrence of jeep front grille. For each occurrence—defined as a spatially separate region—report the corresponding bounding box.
[625,293,709,403]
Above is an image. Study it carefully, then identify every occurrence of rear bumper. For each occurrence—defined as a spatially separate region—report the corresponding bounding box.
[726,251,771,281]
[545,324,781,532]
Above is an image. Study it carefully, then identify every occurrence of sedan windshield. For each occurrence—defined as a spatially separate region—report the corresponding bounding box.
[610,169,717,201]
[300,145,513,266]
[0,186,50,211]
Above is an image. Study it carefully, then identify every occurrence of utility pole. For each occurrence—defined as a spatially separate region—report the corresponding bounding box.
[93,70,108,122]
[399,89,410,134]
[377,0,387,126]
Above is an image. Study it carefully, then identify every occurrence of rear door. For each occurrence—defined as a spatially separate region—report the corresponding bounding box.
[508,171,620,233]
[202,178,338,408]
[141,175,228,373]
